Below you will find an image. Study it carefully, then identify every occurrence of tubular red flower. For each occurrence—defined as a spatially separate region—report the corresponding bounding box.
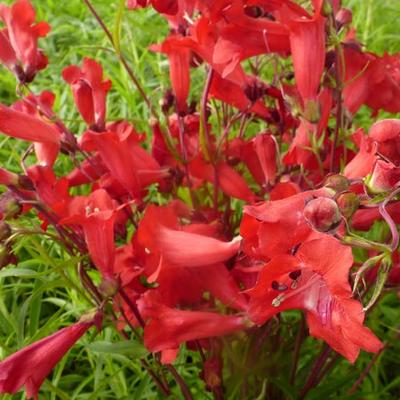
[82,129,166,197]
[142,303,245,355]
[151,35,191,114]
[289,14,326,103]
[0,317,97,399]
[153,226,241,267]
[62,58,111,130]
[60,189,119,280]
[0,104,60,166]
[0,0,50,81]
[248,237,383,363]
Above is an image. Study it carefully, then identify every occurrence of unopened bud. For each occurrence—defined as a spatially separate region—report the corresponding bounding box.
[336,8,352,28]
[324,174,350,193]
[99,276,119,297]
[304,197,341,233]
[302,99,321,123]
[336,191,360,219]
[0,192,22,219]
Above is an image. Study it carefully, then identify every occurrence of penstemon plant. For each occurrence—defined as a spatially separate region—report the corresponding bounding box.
[0,0,399,398]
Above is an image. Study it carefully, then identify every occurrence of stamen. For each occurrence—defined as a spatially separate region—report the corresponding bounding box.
[271,281,288,291]
[272,293,285,307]
[289,270,301,280]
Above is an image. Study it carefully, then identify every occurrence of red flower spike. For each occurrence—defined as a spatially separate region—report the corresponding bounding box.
[289,13,326,104]
[248,237,383,363]
[0,0,50,82]
[0,316,97,399]
[60,189,119,280]
[62,58,111,131]
[141,303,245,355]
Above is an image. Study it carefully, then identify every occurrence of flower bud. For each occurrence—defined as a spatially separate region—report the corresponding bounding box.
[367,160,400,194]
[336,8,353,28]
[0,192,22,219]
[304,197,341,233]
[324,174,350,193]
[336,192,360,219]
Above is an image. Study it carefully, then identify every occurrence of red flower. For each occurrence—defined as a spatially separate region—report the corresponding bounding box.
[0,168,18,186]
[368,159,400,193]
[27,165,70,217]
[0,103,60,166]
[208,73,272,119]
[140,300,245,357]
[189,156,256,202]
[0,316,98,399]
[248,237,383,362]
[369,119,400,165]
[81,128,167,197]
[288,12,326,104]
[137,204,241,281]
[0,0,50,82]
[151,35,191,114]
[240,188,330,259]
[343,128,377,179]
[62,58,111,131]
[60,189,119,280]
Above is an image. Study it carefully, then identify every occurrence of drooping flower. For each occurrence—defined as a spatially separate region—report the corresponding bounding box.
[0,0,50,82]
[0,314,100,399]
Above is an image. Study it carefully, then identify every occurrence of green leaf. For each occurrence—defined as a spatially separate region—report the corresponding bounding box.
[87,340,148,358]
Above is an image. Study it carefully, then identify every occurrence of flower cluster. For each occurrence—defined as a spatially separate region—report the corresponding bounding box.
[0,0,399,398]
